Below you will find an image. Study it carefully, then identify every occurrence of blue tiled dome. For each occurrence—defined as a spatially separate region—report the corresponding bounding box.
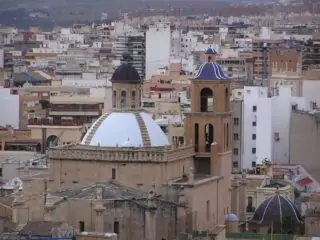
[248,194,303,225]
[193,62,230,80]
[225,213,239,222]
[205,47,218,55]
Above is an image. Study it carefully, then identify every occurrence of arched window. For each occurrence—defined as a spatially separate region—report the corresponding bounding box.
[204,123,214,152]
[112,90,117,108]
[195,123,199,152]
[226,123,229,149]
[131,91,136,108]
[247,196,254,212]
[200,88,214,112]
[225,88,229,111]
[121,91,126,109]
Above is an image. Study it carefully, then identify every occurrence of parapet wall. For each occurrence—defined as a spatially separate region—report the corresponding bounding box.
[48,144,194,163]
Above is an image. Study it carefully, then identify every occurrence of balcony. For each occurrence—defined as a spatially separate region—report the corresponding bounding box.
[28,118,83,126]
[49,110,100,116]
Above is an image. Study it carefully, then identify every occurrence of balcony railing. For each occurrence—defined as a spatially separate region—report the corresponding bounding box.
[28,118,84,126]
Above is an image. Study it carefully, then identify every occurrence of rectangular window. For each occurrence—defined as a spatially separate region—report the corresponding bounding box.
[233,118,239,126]
[232,161,239,168]
[233,133,239,141]
[0,168,2,177]
[79,221,85,232]
[112,168,116,180]
[252,148,256,154]
[252,106,257,112]
[113,221,120,234]
[252,134,256,140]
[252,121,257,126]
[233,148,239,156]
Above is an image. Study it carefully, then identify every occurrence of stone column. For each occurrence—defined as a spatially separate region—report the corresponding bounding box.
[145,187,157,240]
[94,186,105,232]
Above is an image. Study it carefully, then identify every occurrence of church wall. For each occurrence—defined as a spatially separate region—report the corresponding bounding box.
[48,199,147,240]
[184,180,219,229]
[49,157,193,191]
[216,152,232,222]
[20,177,46,222]
[155,202,178,240]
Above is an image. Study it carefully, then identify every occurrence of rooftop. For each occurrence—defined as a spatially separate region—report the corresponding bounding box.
[51,181,146,200]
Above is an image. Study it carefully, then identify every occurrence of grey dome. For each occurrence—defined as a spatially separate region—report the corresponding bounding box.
[249,194,302,225]
[111,63,141,84]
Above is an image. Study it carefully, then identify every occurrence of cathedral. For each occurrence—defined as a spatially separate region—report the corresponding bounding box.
[12,49,233,240]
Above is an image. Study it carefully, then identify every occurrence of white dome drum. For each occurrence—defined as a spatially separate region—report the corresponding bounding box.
[81,111,170,148]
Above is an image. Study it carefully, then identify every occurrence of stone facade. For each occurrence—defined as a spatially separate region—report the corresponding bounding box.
[48,144,194,191]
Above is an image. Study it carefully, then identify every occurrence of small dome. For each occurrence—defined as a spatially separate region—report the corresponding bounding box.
[81,112,170,148]
[193,62,230,81]
[111,56,141,84]
[205,47,218,55]
[249,194,303,225]
[225,213,239,222]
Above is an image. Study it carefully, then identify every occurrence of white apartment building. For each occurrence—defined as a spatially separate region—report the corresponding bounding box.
[145,23,171,80]
[0,88,19,129]
[233,86,310,169]
[0,48,3,68]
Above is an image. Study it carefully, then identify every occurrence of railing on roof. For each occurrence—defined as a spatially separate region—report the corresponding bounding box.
[226,232,294,240]
[28,118,84,126]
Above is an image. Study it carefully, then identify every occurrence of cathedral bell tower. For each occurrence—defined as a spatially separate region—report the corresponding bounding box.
[184,47,232,176]
[111,52,142,111]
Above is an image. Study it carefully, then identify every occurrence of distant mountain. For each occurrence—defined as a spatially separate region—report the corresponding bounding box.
[0,0,280,29]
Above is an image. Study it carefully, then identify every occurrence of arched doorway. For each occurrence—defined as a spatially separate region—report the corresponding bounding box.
[204,123,214,152]
[200,88,214,112]
[46,135,59,148]
[194,123,199,152]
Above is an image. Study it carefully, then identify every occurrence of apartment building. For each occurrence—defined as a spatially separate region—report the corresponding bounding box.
[232,86,310,169]
[115,33,146,80]
[289,110,320,181]
[302,35,320,71]
[231,89,244,169]
[252,39,283,83]
[217,57,254,88]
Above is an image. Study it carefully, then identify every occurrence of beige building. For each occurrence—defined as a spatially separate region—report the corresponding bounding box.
[289,110,320,182]
[12,51,233,240]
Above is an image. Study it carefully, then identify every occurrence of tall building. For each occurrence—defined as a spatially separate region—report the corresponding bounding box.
[302,36,320,71]
[232,86,310,170]
[115,33,146,80]
[184,47,232,220]
[145,23,171,80]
